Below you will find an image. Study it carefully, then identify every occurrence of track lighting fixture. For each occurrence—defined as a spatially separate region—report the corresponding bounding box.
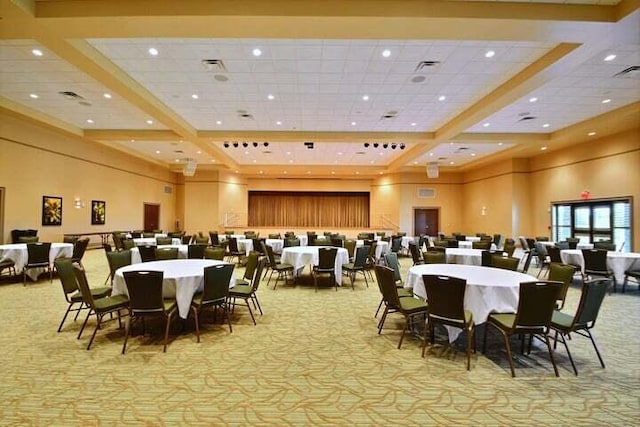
[223,141,270,148]
[242,142,248,148]
[363,142,405,150]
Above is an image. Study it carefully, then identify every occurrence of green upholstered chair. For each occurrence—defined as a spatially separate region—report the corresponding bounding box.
[187,244,207,259]
[73,265,128,350]
[204,247,226,261]
[548,263,575,310]
[181,234,192,245]
[263,243,294,290]
[378,252,414,316]
[423,251,446,264]
[0,258,17,278]
[593,241,616,251]
[312,247,338,292]
[492,255,520,271]
[268,233,281,239]
[622,267,640,293]
[54,258,111,333]
[582,249,616,291]
[229,257,266,325]
[142,232,154,238]
[63,235,78,244]
[121,239,135,250]
[104,250,131,286]
[422,274,475,370]
[193,236,209,245]
[343,245,369,290]
[122,270,178,354]
[503,243,516,258]
[191,263,235,339]
[375,265,428,349]
[408,242,423,266]
[550,278,609,375]
[472,240,490,250]
[155,247,179,260]
[24,242,52,284]
[226,237,245,264]
[236,252,259,286]
[18,236,39,243]
[156,237,172,245]
[343,239,357,261]
[138,245,156,262]
[68,237,90,268]
[483,280,561,377]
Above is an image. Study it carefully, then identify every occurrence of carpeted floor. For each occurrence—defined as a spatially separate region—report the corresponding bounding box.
[0,249,638,426]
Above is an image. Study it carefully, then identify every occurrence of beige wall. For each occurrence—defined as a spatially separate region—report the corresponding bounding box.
[0,113,179,244]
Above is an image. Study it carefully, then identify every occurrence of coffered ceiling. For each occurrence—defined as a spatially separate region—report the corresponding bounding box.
[1,0,638,177]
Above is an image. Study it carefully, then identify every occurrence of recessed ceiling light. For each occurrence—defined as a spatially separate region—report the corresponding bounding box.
[331,171,335,175]
[130,139,135,142]
[498,142,503,146]
[471,153,476,157]
[32,49,43,57]
[411,122,417,126]
[604,54,616,61]
[197,151,201,154]
[413,161,418,165]
[267,94,274,100]
[216,120,222,125]
[382,49,391,58]
[191,94,199,99]
[529,97,538,103]
[485,50,495,58]
[588,131,596,136]
[259,170,263,174]
[370,160,375,164]
[245,151,249,155]
[355,171,359,175]
[449,161,455,165]
[146,119,153,125]
[543,123,550,128]
[438,95,446,101]
[253,159,257,163]
[337,152,343,156]
[103,93,112,99]
[283,171,288,174]
[86,119,94,124]
[175,159,180,163]
[29,93,38,99]
[289,159,293,163]
[211,159,216,162]
[276,121,282,125]
[155,150,160,154]
[429,152,434,156]
[483,122,490,127]
[379,171,383,175]
[148,47,158,56]
[286,151,291,155]
[362,95,369,101]
[541,146,547,151]
[602,99,611,104]
[351,121,356,126]
[379,152,384,156]
[235,170,239,173]
[252,48,262,57]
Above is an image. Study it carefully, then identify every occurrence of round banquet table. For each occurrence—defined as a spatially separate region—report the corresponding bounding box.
[130,244,189,263]
[445,248,486,265]
[133,237,182,246]
[560,249,640,284]
[112,259,234,319]
[280,246,350,285]
[405,264,537,341]
[356,240,390,259]
[0,242,73,280]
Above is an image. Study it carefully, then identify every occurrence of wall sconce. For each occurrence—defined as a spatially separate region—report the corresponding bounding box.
[74,197,85,209]
[481,206,487,216]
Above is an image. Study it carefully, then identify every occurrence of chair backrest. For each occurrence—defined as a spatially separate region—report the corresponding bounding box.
[228,237,240,252]
[262,242,278,266]
[427,245,446,253]
[353,245,369,268]
[182,234,193,245]
[566,237,580,249]
[573,278,609,328]
[317,247,338,270]
[251,257,267,292]
[518,237,529,251]
[493,234,502,248]
[534,242,548,264]
[243,252,259,282]
[268,233,281,239]
[72,238,90,262]
[204,247,225,260]
[187,244,206,259]
[207,232,219,246]
[155,247,179,260]
[423,274,467,325]
[472,240,490,250]
[546,246,562,263]
[251,238,265,255]
[514,281,561,330]
[408,242,422,264]
[103,243,113,253]
[481,250,495,267]
[344,240,357,259]
[492,255,520,271]
[106,250,132,282]
[502,243,516,258]
[535,236,549,242]
[554,241,569,250]
[331,238,344,248]
[504,238,515,246]
[26,242,51,264]
[138,245,157,262]
[284,238,300,248]
[284,231,295,238]
[142,232,155,238]
[156,237,172,245]
[193,236,209,245]
[72,265,98,308]
[423,251,446,264]
[374,265,401,309]
[54,258,78,295]
[520,249,534,273]
[367,241,378,261]
[63,235,78,244]
[446,239,459,248]
[124,270,165,315]
[593,241,615,251]
[130,231,142,239]
[383,252,402,283]
[548,262,575,307]
[390,237,402,253]
[122,239,135,250]
[455,234,466,241]
[201,263,234,304]
[582,249,608,273]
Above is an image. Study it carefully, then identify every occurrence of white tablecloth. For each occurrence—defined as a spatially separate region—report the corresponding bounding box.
[406,264,536,341]
[280,246,350,285]
[133,237,181,246]
[560,250,640,284]
[113,259,234,319]
[465,236,481,242]
[445,248,485,266]
[0,242,73,280]
[356,240,390,259]
[130,244,189,264]
[401,236,416,250]
[265,239,284,254]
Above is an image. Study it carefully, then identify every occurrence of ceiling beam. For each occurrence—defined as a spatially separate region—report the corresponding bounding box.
[196,130,433,144]
[0,96,83,137]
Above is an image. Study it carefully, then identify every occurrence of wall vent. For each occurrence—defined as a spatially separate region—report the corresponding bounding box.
[415,61,441,72]
[164,186,173,194]
[417,188,436,198]
[58,91,84,100]
[613,66,639,78]
[201,59,227,72]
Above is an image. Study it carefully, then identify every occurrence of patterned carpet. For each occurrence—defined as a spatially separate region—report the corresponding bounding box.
[0,249,638,426]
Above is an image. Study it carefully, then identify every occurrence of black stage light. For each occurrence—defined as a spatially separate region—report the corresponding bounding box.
[253,142,258,147]
[391,143,397,149]
[224,142,229,148]
[373,143,379,148]
[263,142,269,147]
[383,143,388,149]
[242,142,248,148]
[364,143,370,148]
[400,143,405,150]
[233,142,239,148]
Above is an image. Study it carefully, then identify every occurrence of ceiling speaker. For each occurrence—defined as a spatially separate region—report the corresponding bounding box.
[426,163,439,179]
[183,159,197,176]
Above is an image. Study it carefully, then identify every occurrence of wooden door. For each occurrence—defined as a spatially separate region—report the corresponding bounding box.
[414,208,439,237]
[143,203,160,232]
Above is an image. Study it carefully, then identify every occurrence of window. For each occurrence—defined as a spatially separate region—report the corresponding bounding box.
[551,198,633,252]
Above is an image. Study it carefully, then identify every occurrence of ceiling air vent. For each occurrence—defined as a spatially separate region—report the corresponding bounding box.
[518,116,537,122]
[58,91,84,100]
[454,147,469,154]
[381,110,398,120]
[613,65,639,78]
[239,113,254,120]
[417,188,436,198]
[415,61,441,72]
[201,59,227,72]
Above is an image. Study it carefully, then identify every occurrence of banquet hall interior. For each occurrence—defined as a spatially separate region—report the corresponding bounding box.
[0,0,639,425]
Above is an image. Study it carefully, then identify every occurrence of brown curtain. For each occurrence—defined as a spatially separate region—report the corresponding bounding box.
[248,191,369,227]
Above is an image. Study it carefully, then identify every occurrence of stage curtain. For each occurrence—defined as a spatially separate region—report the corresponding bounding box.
[248,191,369,227]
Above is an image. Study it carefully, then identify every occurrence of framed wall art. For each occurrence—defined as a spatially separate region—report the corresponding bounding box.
[42,196,63,226]
[91,200,106,225]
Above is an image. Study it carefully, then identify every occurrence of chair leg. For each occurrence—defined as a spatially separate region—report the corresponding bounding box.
[557,331,578,375]
[466,325,473,371]
[224,302,233,333]
[122,316,132,354]
[374,298,384,318]
[163,313,174,353]
[378,308,389,334]
[86,314,102,350]
[57,303,75,332]
[191,306,200,343]
[252,295,263,315]
[586,329,606,368]
[543,333,560,377]
[78,309,92,339]
[397,317,408,349]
